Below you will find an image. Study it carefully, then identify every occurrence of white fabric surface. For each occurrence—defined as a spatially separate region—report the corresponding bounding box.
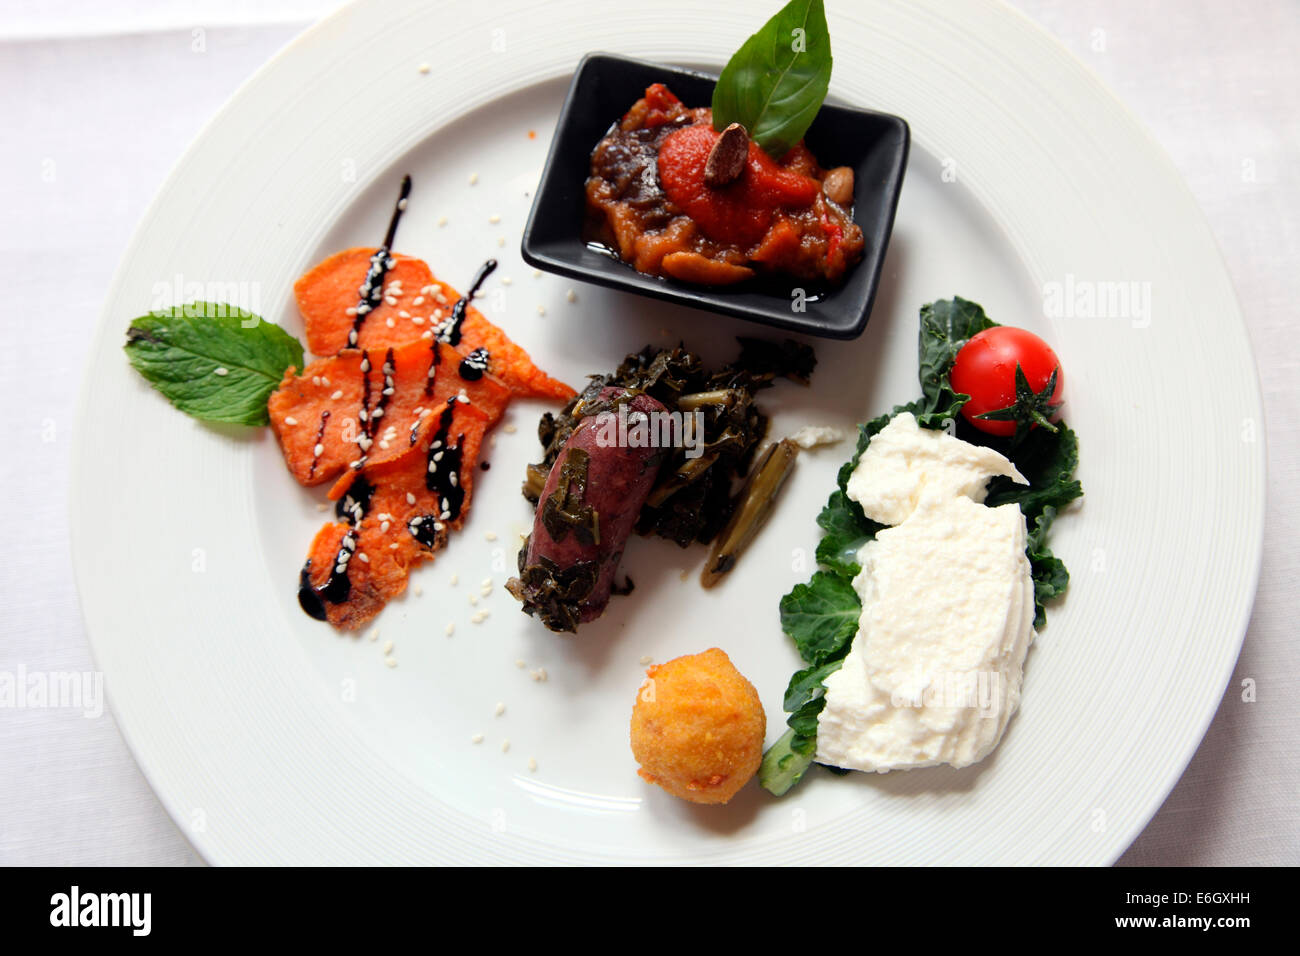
[0,0,1294,866]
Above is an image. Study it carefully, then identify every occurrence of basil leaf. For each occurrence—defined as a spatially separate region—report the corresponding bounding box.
[124,302,304,426]
[712,0,833,158]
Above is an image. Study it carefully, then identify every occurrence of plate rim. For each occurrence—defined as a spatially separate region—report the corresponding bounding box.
[70,0,1266,865]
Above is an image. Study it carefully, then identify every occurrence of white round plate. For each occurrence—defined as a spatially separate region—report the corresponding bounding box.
[72,0,1264,864]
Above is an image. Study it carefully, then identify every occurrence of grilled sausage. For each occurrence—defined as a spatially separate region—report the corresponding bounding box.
[508,388,666,631]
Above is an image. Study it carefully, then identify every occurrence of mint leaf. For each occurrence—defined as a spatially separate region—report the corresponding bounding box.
[712,0,833,158]
[779,570,860,665]
[124,302,304,426]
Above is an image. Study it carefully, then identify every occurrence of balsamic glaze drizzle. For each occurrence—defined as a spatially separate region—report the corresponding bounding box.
[297,529,356,620]
[307,409,331,479]
[423,335,442,397]
[426,401,467,523]
[335,475,375,527]
[435,259,497,347]
[458,347,491,381]
[348,175,412,347]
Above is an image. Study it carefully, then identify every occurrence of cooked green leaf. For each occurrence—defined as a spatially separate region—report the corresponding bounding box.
[759,728,817,796]
[779,570,860,665]
[712,0,833,158]
[124,302,303,426]
[765,297,1082,796]
[917,296,995,421]
[987,422,1083,521]
[815,489,878,577]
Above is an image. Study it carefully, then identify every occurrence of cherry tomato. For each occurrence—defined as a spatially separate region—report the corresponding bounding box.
[950,326,1065,437]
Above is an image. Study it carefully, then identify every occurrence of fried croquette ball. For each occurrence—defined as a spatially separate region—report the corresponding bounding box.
[630,648,766,805]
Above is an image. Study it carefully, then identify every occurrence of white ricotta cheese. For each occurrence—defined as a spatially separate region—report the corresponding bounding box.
[789,424,846,450]
[815,412,1036,773]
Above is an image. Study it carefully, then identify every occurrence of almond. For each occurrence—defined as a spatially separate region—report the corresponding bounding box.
[823,166,855,206]
[704,123,749,187]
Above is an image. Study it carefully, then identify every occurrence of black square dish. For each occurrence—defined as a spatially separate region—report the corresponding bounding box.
[521,53,909,340]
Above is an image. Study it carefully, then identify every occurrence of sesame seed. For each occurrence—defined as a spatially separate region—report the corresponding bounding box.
[532,269,542,278]
[501,739,510,753]
[382,640,394,655]
[515,659,526,669]
[385,296,397,306]
[330,390,343,400]
[471,733,484,744]
[385,658,397,668]
[503,423,517,434]
[284,416,298,426]
[414,585,423,597]
[531,668,548,682]
[496,236,505,247]
[527,757,537,772]
[481,577,493,587]
[406,492,416,505]
[488,213,501,224]
[380,520,390,533]
[214,366,229,376]
[445,622,455,637]
[502,277,513,286]
[450,573,459,586]
[313,443,324,456]
[345,306,357,316]
[537,306,546,316]
[312,376,322,386]
[316,502,330,512]
[389,543,398,550]
[495,702,505,717]
[480,585,492,597]
[358,553,369,563]
[411,315,424,325]
[367,629,379,642]
[418,63,431,74]
[566,288,577,303]
[485,531,498,541]
[384,317,394,328]
[468,172,479,185]
[469,593,478,606]
[437,216,448,227]
[639,655,653,666]
[421,330,432,339]
[322,377,330,386]
[472,610,489,624]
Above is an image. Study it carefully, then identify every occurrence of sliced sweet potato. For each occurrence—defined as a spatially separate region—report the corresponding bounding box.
[454,304,576,403]
[295,247,436,357]
[294,246,575,402]
[299,400,490,630]
[268,338,510,486]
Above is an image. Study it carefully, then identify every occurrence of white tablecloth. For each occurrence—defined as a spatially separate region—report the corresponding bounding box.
[1,0,1295,866]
